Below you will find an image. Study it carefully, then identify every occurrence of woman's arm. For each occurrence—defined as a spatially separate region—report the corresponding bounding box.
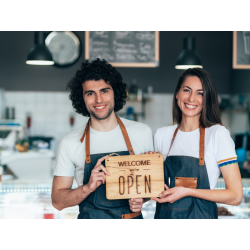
[152,163,243,206]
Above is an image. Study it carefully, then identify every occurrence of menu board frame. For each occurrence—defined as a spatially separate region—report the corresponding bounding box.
[233,31,250,69]
[85,31,159,67]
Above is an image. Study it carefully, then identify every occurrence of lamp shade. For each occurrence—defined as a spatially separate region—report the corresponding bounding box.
[175,37,202,69]
[26,32,54,65]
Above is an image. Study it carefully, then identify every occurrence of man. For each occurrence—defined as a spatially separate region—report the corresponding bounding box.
[51,58,154,219]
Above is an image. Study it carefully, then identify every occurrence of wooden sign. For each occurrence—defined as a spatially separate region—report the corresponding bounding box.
[105,153,164,199]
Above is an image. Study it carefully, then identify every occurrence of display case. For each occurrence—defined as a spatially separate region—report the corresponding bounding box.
[0,178,250,219]
[0,180,79,219]
[216,178,250,219]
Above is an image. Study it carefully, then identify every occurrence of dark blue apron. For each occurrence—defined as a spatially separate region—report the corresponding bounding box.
[155,126,218,219]
[77,117,143,219]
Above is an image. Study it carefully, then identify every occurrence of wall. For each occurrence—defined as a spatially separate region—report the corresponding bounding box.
[4,91,173,153]
[0,31,233,93]
[119,31,233,94]
[1,31,243,151]
[5,91,241,155]
[231,70,250,93]
[0,31,85,91]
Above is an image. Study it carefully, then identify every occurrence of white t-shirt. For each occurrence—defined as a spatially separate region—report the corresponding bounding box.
[154,124,237,189]
[54,117,154,186]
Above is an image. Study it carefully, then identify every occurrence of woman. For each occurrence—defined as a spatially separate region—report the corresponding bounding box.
[152,68,243,219]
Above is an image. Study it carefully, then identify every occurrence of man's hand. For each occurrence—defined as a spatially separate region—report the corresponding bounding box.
[129,198,144,212]
[85,155,110,193]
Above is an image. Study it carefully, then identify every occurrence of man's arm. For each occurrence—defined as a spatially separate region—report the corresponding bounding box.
[51,176,92,211]
[52,155,110,211]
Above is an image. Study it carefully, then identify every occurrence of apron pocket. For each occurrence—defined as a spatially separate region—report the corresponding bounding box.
[175,177,197,189]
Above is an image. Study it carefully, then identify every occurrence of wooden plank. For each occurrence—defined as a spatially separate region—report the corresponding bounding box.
[85,31,89,60]
[233,31,237,69]
[155,31,160,62]
[85,31,159,67]
[233,31,250,69]
[109,62,157,67]
[105,153,164,199]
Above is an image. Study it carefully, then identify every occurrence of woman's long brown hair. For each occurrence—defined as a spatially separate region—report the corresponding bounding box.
[172,68,222,128]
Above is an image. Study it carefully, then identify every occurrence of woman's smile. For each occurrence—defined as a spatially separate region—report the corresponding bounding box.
[184,103,198,109]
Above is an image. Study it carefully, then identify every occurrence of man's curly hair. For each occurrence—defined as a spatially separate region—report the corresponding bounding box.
[67,58,128,117]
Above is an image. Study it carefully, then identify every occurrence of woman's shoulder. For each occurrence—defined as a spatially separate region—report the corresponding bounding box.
[155,124,178,137]
[206,124,230,136]
[154,124,177,151]
[206,124,233,144]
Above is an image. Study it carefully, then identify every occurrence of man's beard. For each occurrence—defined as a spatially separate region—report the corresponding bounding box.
[88,103,114,120]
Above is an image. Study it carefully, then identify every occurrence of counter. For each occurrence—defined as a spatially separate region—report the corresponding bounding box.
[1,149,55,179]
[0,178,249,219]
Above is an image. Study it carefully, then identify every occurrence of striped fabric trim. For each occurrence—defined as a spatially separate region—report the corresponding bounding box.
[218,157,237,167]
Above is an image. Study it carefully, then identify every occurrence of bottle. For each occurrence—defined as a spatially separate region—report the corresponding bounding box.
[129,79,138,100]
[147,86,153,99]
[126,107,134,120]
[137,88,142,101]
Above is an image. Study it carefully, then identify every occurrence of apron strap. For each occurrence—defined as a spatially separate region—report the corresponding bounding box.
[80,119,90,143]
[199,126,205,166]
[166,124,205,166]
[117,117,135,155]
[166,125,179,159]
[85,120,91,163]
[80,116,135,163]
[80,119,91,163]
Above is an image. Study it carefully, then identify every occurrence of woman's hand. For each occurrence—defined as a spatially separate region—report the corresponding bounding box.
[143,151,158,154]
[152,184,189,203]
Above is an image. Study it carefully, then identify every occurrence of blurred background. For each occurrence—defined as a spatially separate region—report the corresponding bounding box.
[0,31,250,219]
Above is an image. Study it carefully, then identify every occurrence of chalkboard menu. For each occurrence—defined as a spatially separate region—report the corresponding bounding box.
[233,31,250,69]
[85,31,159,67]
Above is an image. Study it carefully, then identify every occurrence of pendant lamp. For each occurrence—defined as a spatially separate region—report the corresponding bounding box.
[175,36,202,69]
[26,32,54,65]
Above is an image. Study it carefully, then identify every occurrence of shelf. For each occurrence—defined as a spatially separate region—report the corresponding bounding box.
[116,98,151,120]
[221,109,250,114]
[126,97,152,102]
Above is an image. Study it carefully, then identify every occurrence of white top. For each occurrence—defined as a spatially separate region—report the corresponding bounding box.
[154,124,237,189]
[54,117,154,186]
